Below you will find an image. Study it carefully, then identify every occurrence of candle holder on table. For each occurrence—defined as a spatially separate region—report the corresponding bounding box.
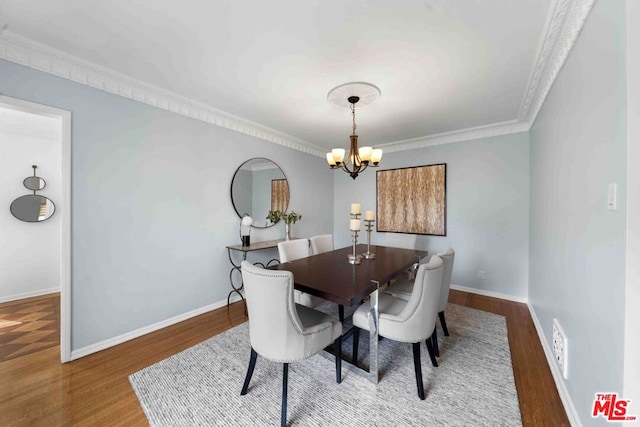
[362,218,376,259]
[348,212,363,265]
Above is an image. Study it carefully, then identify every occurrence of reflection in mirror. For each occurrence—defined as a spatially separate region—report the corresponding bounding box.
[24,176,46,191]
[231,158,289,228]
[10,194,56,222]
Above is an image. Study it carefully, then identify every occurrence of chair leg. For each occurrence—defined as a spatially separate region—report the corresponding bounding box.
[281,363,289,427]
[412,342,425,400]
[335,336,342,383]
[352,327,360,366]
[240,347,258,395]
[425,330,439,367]
[338,305,345,322]
[431,327,440,357]
[439,311,449,336]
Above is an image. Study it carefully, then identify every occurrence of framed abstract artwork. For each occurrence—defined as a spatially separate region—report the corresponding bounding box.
[271,179,290,212]
[376,163,446,236]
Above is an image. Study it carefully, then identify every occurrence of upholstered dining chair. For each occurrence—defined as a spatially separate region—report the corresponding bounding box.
[240,261,343,427]
[351,256,443,400]
[277,239,324,308]
[309,234,333,255]
[385,248,455,357]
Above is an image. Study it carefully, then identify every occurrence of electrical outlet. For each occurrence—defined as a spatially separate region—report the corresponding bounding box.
[552,319,568,379]
[478,270,486,280]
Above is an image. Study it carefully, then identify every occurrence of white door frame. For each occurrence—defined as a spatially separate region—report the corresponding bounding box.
[0,95,72,362]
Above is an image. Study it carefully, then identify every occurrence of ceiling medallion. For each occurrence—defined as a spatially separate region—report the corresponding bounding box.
[326,82,382,180]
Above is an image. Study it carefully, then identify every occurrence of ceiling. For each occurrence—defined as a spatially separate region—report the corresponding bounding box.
[0,0,589,155]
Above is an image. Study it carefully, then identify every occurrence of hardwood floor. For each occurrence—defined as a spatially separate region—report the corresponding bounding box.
[0,290,569,426]
[0,294,60,362]
[448,290,570,426]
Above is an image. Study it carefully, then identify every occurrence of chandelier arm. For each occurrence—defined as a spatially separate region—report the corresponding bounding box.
[339,161,358,175]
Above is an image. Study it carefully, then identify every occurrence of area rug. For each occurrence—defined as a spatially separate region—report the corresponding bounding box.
[129,304,521,426]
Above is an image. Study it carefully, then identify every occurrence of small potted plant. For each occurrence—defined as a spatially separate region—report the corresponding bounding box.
[266,210,302,240]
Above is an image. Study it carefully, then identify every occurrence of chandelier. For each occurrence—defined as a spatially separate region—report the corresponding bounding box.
[326,82,383,180]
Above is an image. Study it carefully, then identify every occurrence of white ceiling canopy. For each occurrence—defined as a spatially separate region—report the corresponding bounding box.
[0,0,595,155]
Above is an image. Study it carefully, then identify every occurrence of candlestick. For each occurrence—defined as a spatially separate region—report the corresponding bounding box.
[362,218,376,259]
[348,228,363,265]
[348,210,362,264]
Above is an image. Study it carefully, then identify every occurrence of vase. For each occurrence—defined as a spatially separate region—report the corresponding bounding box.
[285,223,291,240]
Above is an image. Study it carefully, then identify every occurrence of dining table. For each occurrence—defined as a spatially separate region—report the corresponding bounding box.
[269,243,428,385]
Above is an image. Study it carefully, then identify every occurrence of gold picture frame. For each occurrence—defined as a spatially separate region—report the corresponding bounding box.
[376,163,446,235]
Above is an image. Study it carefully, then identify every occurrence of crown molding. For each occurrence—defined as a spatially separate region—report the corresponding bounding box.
[0,31,325,157]
[0,0,595,157]
[517,0,596,125]
[379,120,530,153]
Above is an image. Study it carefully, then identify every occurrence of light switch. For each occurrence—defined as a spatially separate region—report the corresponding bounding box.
[608,183,617,211]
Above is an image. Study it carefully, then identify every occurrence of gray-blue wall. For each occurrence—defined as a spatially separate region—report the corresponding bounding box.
[529,1,627,424]
[0,59,334,350]
[333,133,531,299]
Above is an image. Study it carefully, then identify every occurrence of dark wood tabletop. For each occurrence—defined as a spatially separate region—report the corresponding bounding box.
[269,244,428,307]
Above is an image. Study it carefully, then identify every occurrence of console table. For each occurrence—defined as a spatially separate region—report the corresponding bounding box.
[226,239,282,307]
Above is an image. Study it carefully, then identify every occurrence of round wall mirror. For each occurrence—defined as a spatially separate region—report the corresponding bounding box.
[24,176,46,191]
[230,158,289,228]
[10,194,56,222]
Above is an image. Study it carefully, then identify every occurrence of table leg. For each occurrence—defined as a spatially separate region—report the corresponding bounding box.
[368,280,380,385]
[227,248,248,314]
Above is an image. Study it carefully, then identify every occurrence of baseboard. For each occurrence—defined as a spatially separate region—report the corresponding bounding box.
[527,303,582,427]
[70,293,245,361]
[450,284,528,304]
[0,287,60,304]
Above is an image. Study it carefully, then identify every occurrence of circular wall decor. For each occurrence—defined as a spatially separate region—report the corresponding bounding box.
[10,165,56,223]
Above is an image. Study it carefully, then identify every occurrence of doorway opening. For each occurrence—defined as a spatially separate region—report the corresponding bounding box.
[0,95,71,362]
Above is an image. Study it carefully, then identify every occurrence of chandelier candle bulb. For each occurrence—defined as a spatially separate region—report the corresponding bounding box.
[332,149,345,165]
[359,146,372,162]
[371,149,383,165]
[351,203,361,215]
[365,210,375,221]
[326,153,336,166]
[350,219,361,231]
